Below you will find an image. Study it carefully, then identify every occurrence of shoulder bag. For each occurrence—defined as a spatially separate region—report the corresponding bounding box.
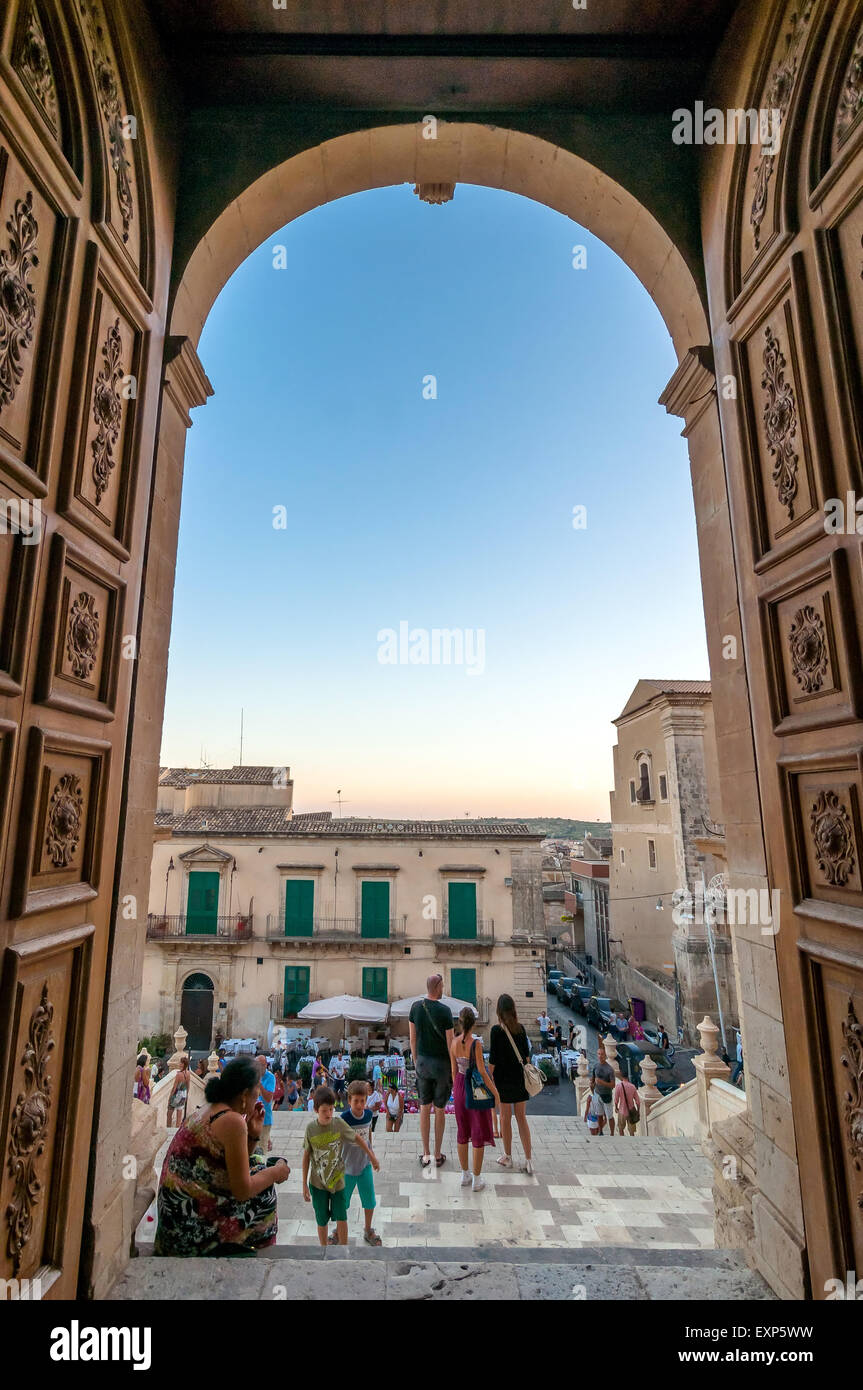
[618,1077,640,1126]
[464,1039,495,1110]
[502,1024,544,1098]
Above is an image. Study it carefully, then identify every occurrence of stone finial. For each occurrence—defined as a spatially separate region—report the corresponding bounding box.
[602,1034,621,1077]
[638,1054,663,1110]
[168,1024,189,1071]
[206,1050,220,1075]
[697,1015,721,1059]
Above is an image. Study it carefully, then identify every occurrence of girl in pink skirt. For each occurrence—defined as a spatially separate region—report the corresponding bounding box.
[450,1006,499,1192]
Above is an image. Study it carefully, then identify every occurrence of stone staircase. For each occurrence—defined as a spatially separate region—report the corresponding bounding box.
[117,1112,775,1300]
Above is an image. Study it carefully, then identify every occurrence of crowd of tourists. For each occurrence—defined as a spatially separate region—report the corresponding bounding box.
[147,970,666,1255]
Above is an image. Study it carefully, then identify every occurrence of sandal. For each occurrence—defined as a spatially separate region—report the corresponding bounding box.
[328,1230,339,1245]
[420,1155,432,1168]
[363,1229,383,1247]
[435,1154,446,1167]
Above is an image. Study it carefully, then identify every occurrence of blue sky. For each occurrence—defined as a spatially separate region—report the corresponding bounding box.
[160,183,708,818]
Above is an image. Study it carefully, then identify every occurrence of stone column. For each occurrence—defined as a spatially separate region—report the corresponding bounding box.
[168,1025,188,1071]
[602,1035,621,1078]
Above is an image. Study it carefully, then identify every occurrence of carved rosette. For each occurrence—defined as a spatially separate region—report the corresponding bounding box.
[6,982,54,1274]
[0,192,40,412]
[835,22,863,148]
[750,4,813,249]
[810,789,856,887]
[80,1,133,242]
[14,2,60,132]
[91,318,124,505]
[66,591,100,680]
[45,773,84,868]
[839,997,863,1208]
[788,604,828,692]
[761,326,799,519]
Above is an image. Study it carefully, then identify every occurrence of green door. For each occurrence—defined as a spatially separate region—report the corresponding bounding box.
[362,967,388,1003]
[448,881,477,938]
[361,881,389,938]
[284,880,314,936]
[186,871,219,934]
[451,968,477,1006]
[284,966,310,1016]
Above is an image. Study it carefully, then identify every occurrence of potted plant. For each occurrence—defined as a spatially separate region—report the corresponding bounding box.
[299,1058,313,1090]
[348,1058,367,1084]
[538,1057,559,1086]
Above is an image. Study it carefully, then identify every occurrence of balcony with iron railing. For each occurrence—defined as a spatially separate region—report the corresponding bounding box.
[265,914,406,944]
[146,913,254,943]
[432,918,495,947]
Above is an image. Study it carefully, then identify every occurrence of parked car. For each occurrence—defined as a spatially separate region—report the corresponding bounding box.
[556,977,579,1006]
[615,1042,679,1096]
[587,996,630,1037]
[570,984,594,1015]
[547,970,563,996]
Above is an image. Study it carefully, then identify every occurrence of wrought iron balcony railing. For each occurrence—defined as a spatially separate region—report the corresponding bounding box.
[265,915,406,942]
[146,913,254,942]
[432,919,495,946]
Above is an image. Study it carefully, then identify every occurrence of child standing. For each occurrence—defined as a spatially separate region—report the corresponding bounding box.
[302,1086,379,1247]
[335,1081,383,1247]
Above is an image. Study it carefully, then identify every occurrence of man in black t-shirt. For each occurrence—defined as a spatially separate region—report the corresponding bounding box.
[408,974,454,1167]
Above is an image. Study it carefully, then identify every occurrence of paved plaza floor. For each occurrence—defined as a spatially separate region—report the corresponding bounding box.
[138,1109,715,1253]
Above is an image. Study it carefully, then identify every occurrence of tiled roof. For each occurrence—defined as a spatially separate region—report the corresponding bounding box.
[159,766,289,788]
[156,808,538,839]
[645,680,711,695]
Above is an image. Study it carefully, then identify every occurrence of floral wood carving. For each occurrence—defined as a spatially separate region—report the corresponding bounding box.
[6,982,54,1274]
[13,2,59,132]
[750,4,814,249]
[80,1,133,242]
[761,326,799,519]
[810,789,856,887]
[835,22,863,148]
[788,604,828,692]
[838,996,863,1209]
[91,318,124,505]
[0,191,39,412]
[66,591,100,680]
[45,773,84,868]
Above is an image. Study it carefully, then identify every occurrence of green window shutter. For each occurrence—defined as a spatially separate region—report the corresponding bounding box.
[447,881,477,938]
[362,967,388,1003]
[450,968,477,1006]
[284,966,310,1016]
[361,881,390,938]
[284,880,314,936]
[186,871,219,934]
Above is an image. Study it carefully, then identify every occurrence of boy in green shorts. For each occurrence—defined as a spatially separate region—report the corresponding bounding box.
[302,1085,379,1246]
[335,1081,383,1246]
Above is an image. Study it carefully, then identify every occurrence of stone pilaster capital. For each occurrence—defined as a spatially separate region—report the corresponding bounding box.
[163,335,213,425]
[658,344,716,433]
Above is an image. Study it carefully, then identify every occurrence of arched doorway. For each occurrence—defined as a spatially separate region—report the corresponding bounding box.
[180,973,215,1052]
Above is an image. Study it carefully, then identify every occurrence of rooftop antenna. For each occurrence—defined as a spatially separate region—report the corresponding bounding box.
[239,708,244,766]
[331,789,354,818]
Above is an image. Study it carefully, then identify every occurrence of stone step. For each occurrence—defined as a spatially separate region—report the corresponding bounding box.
[112,1246,775,1301]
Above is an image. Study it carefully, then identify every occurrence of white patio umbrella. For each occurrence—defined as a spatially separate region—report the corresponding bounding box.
[297,994,389,1023]
[388,994,474,1019]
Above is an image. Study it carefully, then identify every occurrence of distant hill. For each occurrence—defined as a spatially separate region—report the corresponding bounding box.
[484,817,612,839]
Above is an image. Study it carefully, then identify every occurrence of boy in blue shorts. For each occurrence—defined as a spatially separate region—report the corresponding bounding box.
[302,1086,379,1246]
[333,1080,383,1246]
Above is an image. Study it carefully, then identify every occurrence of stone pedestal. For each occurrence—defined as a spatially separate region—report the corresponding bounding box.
[168,1025,188,1071]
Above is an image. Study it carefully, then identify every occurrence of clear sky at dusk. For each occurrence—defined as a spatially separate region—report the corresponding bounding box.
[160,183,709,819]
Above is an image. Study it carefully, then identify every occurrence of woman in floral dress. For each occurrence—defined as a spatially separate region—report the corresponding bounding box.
[154,1057,290,1256]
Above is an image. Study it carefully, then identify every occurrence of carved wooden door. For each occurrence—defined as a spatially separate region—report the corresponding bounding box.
[712,0,863,1295]
[0,1,168,1297]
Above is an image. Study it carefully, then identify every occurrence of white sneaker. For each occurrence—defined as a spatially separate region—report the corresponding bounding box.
[460,1169,472,1186]
[523,1159,534,1176]
[496,1154,513,1168]
[472,1175,485,1192]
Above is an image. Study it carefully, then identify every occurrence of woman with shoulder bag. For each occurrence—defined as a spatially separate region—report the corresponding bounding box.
[488,994,541,1175]
[450,1007,498,1192]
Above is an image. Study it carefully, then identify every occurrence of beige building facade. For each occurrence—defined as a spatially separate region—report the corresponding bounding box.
[142,767,547,1047]
[609,681,738,1042]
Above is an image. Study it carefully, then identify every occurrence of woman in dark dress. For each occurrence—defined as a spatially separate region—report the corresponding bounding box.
[488,994,534,1175]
